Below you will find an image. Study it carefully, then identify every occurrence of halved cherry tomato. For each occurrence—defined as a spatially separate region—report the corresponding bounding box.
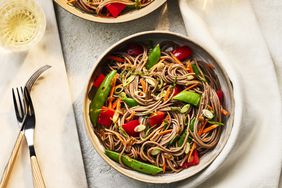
[122,119,140,137]
[216,90,224,103]
[93,74,105,88]
[127,43,143,56]
[106,3,126,18]
[173,85,182,97]
[97,106,114,127]
[172,46,192,61]
[147,111,165,127]
[181,150,199,169]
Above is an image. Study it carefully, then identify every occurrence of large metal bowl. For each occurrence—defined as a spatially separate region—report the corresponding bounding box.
[54,0,166,23]
[83,31,242,184]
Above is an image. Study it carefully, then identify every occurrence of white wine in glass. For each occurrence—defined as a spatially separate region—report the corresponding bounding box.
[0,0,46,51]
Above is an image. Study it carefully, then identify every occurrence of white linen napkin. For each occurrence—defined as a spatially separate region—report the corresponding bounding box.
[177,0,282,187]
[0,1,87,187]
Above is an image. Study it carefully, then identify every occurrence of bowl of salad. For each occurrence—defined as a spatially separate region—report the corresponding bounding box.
[54,0,166,23]
[83,31,242,183]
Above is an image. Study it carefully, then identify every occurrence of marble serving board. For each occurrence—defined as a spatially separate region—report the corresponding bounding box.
[0,0,87,187]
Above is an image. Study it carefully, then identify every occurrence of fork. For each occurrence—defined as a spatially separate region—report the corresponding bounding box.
[25,65,51,92]
[0,87,26,188]
[23,87,46,188]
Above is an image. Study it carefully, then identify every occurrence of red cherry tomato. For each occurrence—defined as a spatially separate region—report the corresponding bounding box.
[147,112,166,127]
[127,43,144,56]
[122,119,140,137]
[172,46,192,61]
[97,106,114,127]
[93,74,105,88]
[173,85,182,97]
[106,3,126,18]
[216,90,224,103]
[181,150,200,169]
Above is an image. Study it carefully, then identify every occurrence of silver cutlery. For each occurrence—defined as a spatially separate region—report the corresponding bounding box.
[0,65,50,187]
[25,65,51,92]
[0,87,26,188]
[23,87,46,188]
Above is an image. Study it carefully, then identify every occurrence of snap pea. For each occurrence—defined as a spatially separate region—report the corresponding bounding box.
[173,90,201,106]
[192,64,200,76]
[105,150,162,175]
[146,44,161,70]
[89,70,117,127]
[178,118,195,146]
[208,121,224,126]
[119,92,138,107]
[192,64,206,82]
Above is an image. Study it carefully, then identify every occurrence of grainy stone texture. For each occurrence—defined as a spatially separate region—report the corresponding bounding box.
[54,1,186,187]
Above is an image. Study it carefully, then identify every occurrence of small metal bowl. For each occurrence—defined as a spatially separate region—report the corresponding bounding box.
[54,0,166,23]
[83,31,242,184]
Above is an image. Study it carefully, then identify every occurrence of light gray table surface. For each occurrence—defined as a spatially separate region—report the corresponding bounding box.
[54,1,187,187]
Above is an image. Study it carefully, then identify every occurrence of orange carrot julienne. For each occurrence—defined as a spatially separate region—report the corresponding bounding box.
[112,99,118,109]
[170,52,184,66]
[186,60,194,73]
[164,87,171,101]
[202,124,219,134]
[140,79,147,92]
[116,98,121,110]
[108,74,118,109]
[184,83,198,91]
[162,162,166,173]
[198,120,208,135]
[159,129,172,136]
[126,111,136,122]
[188,142,196,162]
[221,108,230,116]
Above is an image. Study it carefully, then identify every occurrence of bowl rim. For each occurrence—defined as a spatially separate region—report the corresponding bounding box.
[82,31,243,184]
[54,0,167,23]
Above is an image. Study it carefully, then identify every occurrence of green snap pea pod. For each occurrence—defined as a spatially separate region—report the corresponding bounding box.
[89,70,117,126]
[119,92,138,107]
[208,121,224,126]
[192,64,206,82]
[178,118,195,146]
[192,64,200,76]
[105,150,162,175]
[146,44,161,70]
[173,90,201,106]
[189,118,196,132]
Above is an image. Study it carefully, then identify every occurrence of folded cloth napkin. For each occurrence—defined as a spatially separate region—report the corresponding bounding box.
[177,0,282,187]
[0,1,87,187]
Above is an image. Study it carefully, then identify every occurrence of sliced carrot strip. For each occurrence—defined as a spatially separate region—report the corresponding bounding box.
[170,52,184,66]
[162,162,166,173]
[198,120,208,135]
[112,99,118,109]
[164,87,171,101]
[186,60,194,73]
[184,83,198,91]
[140,79,147,92]
[159,129,172,136]
[108,74,118,109]
[221,108,230,116]
[188,142,196,162]
[126,111,136,122]
[202,124,219,134]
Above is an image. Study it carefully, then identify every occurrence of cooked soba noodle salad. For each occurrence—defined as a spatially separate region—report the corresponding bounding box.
[89,41,229,175]
[68,0,154,18]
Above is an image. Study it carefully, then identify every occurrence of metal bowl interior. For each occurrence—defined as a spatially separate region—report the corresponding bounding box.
[83,31,235,183]
[54,0,166,23]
